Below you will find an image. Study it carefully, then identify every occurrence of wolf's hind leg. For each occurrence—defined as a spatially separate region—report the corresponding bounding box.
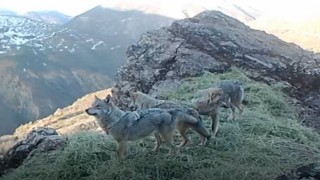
[210,111,219,137]
[152,132,162,152]
[117,141,128,159]
[227,105,236,121]
[161,132,176,156]
[177,123,190,148]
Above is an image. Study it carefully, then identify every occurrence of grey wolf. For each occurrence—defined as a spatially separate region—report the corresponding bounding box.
[85,95,198,159]
[216,80,246,121]
[129,91,211,147]
[191,87,225,137]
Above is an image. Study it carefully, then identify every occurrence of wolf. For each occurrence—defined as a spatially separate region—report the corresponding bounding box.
[191,87,225,137]
[216,80,246,121]
[129,91,211,147]
[85,95,199,159]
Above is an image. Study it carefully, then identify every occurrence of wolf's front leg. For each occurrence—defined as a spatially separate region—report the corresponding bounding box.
[177,123,191,148]
[235,103,244,119]
[210,111,219,137]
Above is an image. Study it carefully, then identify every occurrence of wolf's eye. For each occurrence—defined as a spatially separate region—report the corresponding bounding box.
[95,105,101,108]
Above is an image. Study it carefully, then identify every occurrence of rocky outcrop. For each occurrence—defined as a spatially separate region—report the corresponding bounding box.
[275,162,320,180]
[115,10,320,131]
[0,127,66,176]
[0,135,18,159]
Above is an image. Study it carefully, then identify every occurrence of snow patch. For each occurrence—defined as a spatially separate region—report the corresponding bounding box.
[91,41,104,50]
[69,48,75,53]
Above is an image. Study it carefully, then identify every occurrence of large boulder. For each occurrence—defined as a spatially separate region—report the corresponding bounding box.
[0,127,66,176]
[275,162,320,180]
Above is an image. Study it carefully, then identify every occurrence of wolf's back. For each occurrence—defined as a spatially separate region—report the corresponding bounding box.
[136,108,174,125]
[155,102,201,122]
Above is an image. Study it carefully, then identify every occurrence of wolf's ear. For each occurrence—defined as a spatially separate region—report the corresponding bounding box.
[104,94,112,103]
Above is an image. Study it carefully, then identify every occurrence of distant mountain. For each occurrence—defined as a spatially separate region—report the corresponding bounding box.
[64,6,174,62]
[104,0,320,52]
[64,5,174,76]
[0,9,71,24]
[0,7,174,135]
[0,15,114,135]
[105,0,262,23]
[0,9,17,16]
[23,11,72,24]
[249,16,320,52]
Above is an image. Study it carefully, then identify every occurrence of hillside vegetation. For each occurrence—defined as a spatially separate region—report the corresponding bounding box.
[2,68,320,180]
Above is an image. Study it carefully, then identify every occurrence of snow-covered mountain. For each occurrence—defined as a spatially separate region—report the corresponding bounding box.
[22,11,72,24]
[0,9,71,24]
[0,16,59,51]
[0,7,174,135]
[0,15,115,135]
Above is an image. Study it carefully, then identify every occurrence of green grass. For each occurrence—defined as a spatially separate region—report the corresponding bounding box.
[2,67,320,180]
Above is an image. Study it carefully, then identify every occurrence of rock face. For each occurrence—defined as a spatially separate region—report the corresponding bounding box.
[275,162,320,180]
[115,10,320,130]
[0,127,66,176]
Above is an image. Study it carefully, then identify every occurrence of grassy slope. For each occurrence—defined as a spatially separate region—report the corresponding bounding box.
[2,68,320,180]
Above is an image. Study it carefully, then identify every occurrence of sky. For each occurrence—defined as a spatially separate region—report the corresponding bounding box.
[0,0,320,19]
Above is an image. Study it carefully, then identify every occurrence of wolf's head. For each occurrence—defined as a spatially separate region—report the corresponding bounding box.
[85,95,114,118]
[207,88,224,106]
[193,88,224,114]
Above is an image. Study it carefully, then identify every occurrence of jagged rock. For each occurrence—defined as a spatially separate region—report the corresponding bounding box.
[0,127,66,176]
[114,10,320,132]
[275,162,320,180]
[0,135,18,159]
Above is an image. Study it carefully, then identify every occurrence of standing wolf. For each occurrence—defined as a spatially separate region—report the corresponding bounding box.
[192,80,246,136]
[129,91,212,147]
[216,80,246,121]
[192,88,225,137]
[85,95,200,159]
